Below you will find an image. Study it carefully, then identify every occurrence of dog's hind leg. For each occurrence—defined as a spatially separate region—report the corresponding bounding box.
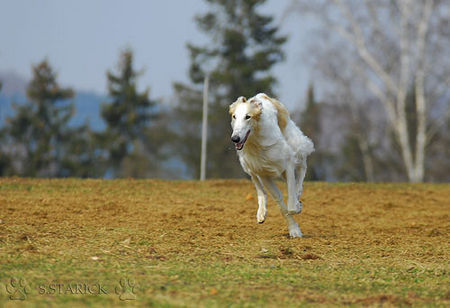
[260,177,302,238]
[251,175,267,224]
[295,157,307,209]
[286,159,302,215]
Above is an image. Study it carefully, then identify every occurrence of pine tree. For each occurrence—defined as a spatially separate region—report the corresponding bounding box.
[299,83,321,180]
[3,59,74,177]
[173,0,287,178]
[59,123,106,177]
[336,132,367,181]
[101,48,158,177]
[0,78,14,174]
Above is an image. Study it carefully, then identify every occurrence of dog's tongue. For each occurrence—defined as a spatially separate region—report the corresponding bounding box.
[235,130,250,151]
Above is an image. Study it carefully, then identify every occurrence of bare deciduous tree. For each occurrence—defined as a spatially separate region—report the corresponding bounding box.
[290,0,449,182]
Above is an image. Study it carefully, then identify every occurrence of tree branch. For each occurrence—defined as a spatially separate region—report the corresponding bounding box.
[396,0,412,115]
[426,108,450,146]
[333,0,400,96]
[364,0,383,39]
[353,62,397,125]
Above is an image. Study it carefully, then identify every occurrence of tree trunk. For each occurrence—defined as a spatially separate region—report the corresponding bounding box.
[395,117,416,182]
[412,0,434,183]
[357,134,375,182]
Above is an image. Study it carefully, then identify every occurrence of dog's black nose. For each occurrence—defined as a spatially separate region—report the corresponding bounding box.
[231,135,240,143]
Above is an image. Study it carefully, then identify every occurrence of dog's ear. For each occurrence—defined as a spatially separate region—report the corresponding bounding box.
[229,96,246,115]
[248,98,263,118]
[249,98,262,110]
[237,96,246,103]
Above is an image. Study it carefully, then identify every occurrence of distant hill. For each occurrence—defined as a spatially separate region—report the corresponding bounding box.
[0,71,106,131]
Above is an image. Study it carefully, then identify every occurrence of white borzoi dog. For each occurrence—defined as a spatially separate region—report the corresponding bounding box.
[229,93,314,238]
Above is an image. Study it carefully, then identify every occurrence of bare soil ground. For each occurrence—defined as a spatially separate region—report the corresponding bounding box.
[0,178,448,307]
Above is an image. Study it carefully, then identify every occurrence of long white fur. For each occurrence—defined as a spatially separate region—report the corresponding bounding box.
[230,93,314,238]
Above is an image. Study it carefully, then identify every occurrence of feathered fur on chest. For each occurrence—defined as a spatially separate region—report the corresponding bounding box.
[238,139,287,178]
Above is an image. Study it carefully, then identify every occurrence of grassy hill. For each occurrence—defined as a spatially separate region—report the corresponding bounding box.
[0,179,448,306]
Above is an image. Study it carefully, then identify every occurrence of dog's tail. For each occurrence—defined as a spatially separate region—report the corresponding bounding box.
[299,134,315,157]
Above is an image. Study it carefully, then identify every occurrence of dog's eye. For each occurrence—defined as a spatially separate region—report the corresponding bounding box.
[245,115,251,120]
[232,115,236,119]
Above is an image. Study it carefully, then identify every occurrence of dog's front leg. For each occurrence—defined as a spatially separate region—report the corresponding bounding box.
[251,175,267,223]
[286,160,302,215]
[260,177,302,238]
[296,158,307,202]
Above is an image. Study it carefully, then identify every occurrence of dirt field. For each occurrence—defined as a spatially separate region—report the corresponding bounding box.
[0,178,448,307]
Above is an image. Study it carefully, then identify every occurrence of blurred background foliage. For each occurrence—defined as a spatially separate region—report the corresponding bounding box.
[0,0,448,182]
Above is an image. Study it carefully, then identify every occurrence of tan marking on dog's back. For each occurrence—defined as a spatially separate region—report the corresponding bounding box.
[261,94,289,132]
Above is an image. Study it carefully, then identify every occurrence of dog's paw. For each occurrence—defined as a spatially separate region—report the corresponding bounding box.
[287,200,302,215]
[288,225,303,238]
[256,208,266,224]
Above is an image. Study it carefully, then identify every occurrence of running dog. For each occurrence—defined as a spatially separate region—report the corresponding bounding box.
[229,93,314,238]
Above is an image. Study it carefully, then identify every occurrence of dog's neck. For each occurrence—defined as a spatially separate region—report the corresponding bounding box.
[242,127,279,155]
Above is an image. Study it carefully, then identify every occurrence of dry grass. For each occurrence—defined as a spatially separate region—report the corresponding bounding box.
[0,178,448,307]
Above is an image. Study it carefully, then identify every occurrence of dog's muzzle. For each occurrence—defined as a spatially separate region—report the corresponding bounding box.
[231,130,250,151]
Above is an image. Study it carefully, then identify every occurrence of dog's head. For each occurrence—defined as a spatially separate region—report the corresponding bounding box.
[229,96,262,151]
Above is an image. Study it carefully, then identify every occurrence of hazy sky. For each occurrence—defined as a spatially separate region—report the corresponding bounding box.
[0,0,312,109]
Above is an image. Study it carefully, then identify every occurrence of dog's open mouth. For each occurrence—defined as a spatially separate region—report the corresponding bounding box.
[235,130,250,151]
